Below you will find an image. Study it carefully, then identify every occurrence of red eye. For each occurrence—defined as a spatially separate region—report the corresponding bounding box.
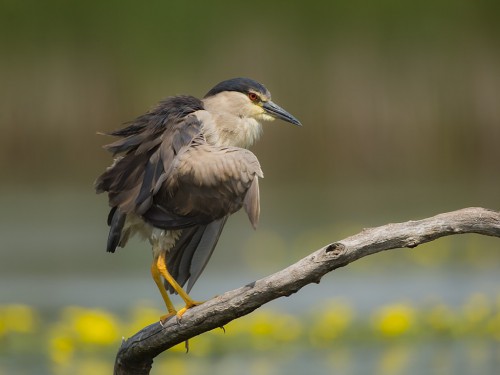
[248,92,259,102]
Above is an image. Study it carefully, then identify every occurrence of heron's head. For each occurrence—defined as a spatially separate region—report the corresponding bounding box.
[203,77,301,126]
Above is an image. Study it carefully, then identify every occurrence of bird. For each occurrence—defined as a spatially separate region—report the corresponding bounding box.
[95,77,301,321]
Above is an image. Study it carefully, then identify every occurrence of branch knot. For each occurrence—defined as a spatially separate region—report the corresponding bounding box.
[325,242,345,256]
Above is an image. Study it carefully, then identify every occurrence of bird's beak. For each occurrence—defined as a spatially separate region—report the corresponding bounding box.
[263,101,302,126]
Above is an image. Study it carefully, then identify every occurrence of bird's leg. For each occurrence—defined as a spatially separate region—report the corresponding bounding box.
[156,253,203,319]
[151,260,177,323]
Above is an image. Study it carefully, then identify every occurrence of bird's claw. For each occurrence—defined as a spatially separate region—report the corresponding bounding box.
[159,311,176,327]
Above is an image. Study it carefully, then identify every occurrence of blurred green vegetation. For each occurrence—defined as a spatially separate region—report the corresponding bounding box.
[1,0,499,187]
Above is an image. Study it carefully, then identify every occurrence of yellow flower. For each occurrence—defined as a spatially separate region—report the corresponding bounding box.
[310,299,354,345]
[0,304,37,334]
[50,335,74,364]
[229,310,301,350]
[63,306,120,346]
[373,303,416,337]
[48,324,75,365]
[0,317,5,337]
[250,311,275,337]
[246,310,278,350]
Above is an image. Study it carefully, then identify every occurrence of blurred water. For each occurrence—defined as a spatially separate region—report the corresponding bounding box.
[1,187,499,374]
[1,269,499,315]
[2,340,499,375]
[1,186,498,313]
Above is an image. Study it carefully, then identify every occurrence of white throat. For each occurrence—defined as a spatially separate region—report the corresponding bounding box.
[201,93,264,149]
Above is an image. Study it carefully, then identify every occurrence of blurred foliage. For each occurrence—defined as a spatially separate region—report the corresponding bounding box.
[1,294,500,374]
[1,0,499,187]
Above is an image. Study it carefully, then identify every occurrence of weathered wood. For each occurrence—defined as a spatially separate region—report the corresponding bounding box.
[114,207,500,375]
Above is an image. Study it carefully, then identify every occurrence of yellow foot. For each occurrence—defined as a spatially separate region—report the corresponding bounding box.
[176,300,204,320]
[159,311,177,326]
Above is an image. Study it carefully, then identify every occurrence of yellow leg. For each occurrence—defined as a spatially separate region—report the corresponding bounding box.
[156,253,203,318]
[151,260,177,322]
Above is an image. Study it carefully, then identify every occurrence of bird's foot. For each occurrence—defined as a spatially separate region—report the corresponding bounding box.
[176,300,204,320]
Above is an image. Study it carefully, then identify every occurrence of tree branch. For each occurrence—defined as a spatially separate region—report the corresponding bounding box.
[114,207,500,375]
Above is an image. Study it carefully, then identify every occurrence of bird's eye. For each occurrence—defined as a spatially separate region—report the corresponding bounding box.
[248,92,259,102]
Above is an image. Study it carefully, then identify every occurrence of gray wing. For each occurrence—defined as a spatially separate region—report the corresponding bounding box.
[95,95,205,252]
[146,136,263,229]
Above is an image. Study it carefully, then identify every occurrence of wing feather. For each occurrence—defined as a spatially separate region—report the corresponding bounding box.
[168,226,206,291]
[165,216,228,293]
[186,216,228,292]
[95,96,204,244]
[106,207,126,253]
[244,176,261,229]
[147,141,263,227]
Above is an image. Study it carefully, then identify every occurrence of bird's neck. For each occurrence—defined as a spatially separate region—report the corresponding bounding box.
[201,99,262,149]
[211,114,262,149]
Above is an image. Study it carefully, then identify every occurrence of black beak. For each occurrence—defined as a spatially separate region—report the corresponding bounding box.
[263,101,302,126]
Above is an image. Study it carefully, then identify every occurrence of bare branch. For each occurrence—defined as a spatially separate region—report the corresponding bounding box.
[114,207,500,375]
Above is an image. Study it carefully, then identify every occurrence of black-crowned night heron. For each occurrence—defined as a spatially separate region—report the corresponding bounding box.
[95,77,301,321]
